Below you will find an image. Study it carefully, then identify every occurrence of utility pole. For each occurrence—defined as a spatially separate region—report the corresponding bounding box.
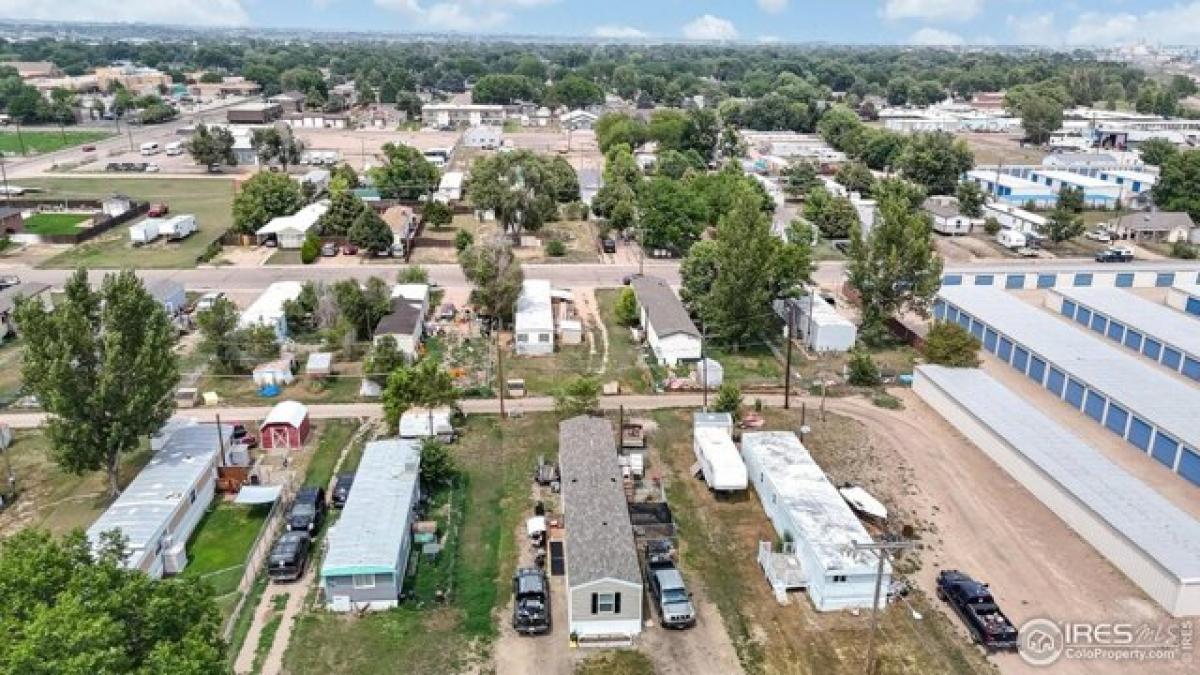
[784,301,794,410]
[495,318,506,418]
[13,121,26,156]
[700,322,708,411]
[855,538,915,675]
[0,154,10,204]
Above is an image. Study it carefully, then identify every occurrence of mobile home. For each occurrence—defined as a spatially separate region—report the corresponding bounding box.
[630,276,701,366]
[693,413,746,491]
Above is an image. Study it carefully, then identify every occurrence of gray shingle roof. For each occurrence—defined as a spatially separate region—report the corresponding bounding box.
[922,198,962,220]
[0,282,50,315]
[374,299,422,335]
[559,416,641,587]
[630,276,699,340]
[1114,212,1195,233]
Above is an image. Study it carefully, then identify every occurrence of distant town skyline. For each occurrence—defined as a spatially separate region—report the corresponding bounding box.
[2,1,1200,48]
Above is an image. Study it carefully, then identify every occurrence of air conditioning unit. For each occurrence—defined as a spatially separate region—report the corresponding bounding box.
[163,542,188,576]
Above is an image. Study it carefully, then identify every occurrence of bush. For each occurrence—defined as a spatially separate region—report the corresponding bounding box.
[545,238,567,257]
[713,382,743,420]
[196,238,222,264]
[554,376,600,417]
[419,438,458,489]
[1171,240,1198,260]
[300,234,321,264]
[454,229,474,253]
[847,347,882,386]
[983,217,1001,236]
[923,321,981,367]
[614,287,639,326]
[423,200,453,229]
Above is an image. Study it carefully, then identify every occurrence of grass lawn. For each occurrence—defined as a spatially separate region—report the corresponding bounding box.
[576,651,656,675]
[283,413,555,675]
[501,339,594,396]
[595,289,653,394]
[196,365,362,407]
[265,249,303,265]
[706,343,784,388]
[21,212,91,235]
[182,502,271,597]
[0,339,24,407]
[20,177,235,269]
[301,420,359,489]
[0,129,111,155]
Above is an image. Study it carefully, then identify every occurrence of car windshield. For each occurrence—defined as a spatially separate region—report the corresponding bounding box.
[662,588,689,604]
[292,503,315,517]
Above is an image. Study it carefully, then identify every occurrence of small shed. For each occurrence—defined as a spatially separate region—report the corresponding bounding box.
[252,356,295,388]
[260,400,310,449]
[306,352,333,378]
[399,406,455,442]
[694,358,724,389]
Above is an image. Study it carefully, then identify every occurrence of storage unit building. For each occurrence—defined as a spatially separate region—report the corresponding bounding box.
[934,286,1200,488]
[1047,287,1200,383]
[322,439,421,612]
[630,276,701,366]
[559,416,643,640]
[693,413,746,491]
[1025,169,1123,207]
[742,431,889,611]
[965,170,1057,207]
[259,400,310,450]
[515,279,555,356]
[87,423,234,578]
[914,365,1200,617]
[780,295,856,353]
[1167,284,1200,317]
[940,262,1200,291]
[238,281,304,340]
[1093,169,1157,195]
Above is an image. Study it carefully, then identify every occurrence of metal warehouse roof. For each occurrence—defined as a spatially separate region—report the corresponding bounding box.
[87,423,233,561]
[1029,169,1117,188]
[918,365,1200,582]
[966,170,1054,192]
[1052,287,1200,359]
[322,439,421,577]
[1173,284,1200,300]
[741,431,882,574]
[939,286,1200,451]
[238,281,304,329]
[515,279,554,334]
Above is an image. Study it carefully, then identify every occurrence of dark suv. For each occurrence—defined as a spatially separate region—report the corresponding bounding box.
[268,531,311,582]
[287,486,327,533]
[331,473,354,508]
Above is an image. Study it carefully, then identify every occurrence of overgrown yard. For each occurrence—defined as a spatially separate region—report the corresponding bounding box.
[195,366,363,407]
[0,129,110,155]
[706,343,785,388]
[20,177,235,269]
[647,408,991,675]
[282,413,555,675]
[595,289,653,393]
[501,339,595,396]
[0,339,24,407]
[21,212,91,235]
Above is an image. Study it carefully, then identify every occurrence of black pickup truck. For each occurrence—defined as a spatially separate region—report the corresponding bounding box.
[937,570,1019,651]
[512,567,551,635]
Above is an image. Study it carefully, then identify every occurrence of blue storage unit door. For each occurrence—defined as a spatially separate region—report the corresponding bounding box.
[1179,449,1200,488]
[933,301,946,321]
[1028,356,1046,384]
[1143,338,1162,361]
[1124,328,1143,351]
[1012,347,1029,373]
[943,275,962,286]
[1115,273,1134,287]
[997,337,1013,362]
[983,328,998,353]
[1187,297,1200,316]
[1105,403,1128,436]
[1064,379,1086,409]
[1128,417,1153,451]
[1183,357,1200,382]
[1060,299,1076,318]
[1046,367,1066,397]
[1083,390,1106,422]
[1156,272,1175,287]
[969,321,984,339]
[1089,314,1107,334]
[1005,274,1025,289]
[1151,433,1180,469]
[1074,273,1093,287]
[1037,274,1056,288]
[1075,307,1091,327]
[1162,348,1182,370]
[974,275,994,286]
[957,312,971,329]
[1106,321,1123,341]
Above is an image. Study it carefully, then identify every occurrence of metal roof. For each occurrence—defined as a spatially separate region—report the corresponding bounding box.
[918,365,1200,582]
[559,416,641,588]
[261,400,308,429]
[741,431,882,574]
[966,170,1055,193]
[1052,286,1200,360]
[1173,284,1200,300]
[630,276,700,339]
[515,279,554,334]
[374,299,423,336]
[87,423,233,565]
[322,439,421,577]
[238,281,303,329]
[939,286,1200,451]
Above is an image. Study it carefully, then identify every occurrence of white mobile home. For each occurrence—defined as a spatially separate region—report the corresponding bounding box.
[255,201,330,249]
[693,413,746,491]
[996,229,1027,250]
[238,281,304,340]
[923,197,977,235]
[743,431,889,611]
[373,300,424,359]
[87,423,235,578]
[436,171,464,203]
[515,279,555,356]
[982,202,1047,234]
[322,439,421,612]
[630,276,701,366]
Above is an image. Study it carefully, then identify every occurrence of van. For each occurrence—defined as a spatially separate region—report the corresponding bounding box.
[165,141,183,156]
[140,142,159,156]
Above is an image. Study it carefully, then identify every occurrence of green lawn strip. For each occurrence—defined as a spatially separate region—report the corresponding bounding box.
[705,343,784,387]
[502,342,592,396]
[182,502,271,596]
[575,650,656,675]
[225,573,268,666]
[407,483,463,604]
[302,420,359,489]
[250,598,286,675]
[197,370,362,407]
[594,289,652,394]
[0,339,25,407]
[22,212,91,235]
[0,130,111,155]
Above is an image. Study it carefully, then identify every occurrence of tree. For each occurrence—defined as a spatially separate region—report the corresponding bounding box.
[782,160,820,200]
[955,181,985,218]
[300,233,321,264]
[983,217,1001,235]
[614,287,639,326]
[370,142,440,201]
[895,132,974,196]
[0,529,226,674]
[637,176,704,252]
[365,335,407,385]
[16,269,179,497]
[847,347,882,386]
[803,187,860,240]
[1057,185,1085,214]
[332,278,391,340]
[713,382,743,420]
[316,190,367,237]
[923,322,981,367]
[185,123,235,170]
[231,171,303,235]
[550,75,604,109]
[846,195,943,344]
[329,163,359,194]
[1015,94,1063,145]
[458,237,524,320]
[553,376,600,418]
[454,229,474,253]
[1045,206,1084,243]
[471,74,539,105]
[466,151,569,237]
[196,297,241,373]
[1138,138,1178,167]
[397,265,429,284]
[679,239,720,316]
[835,161,875,195]
[250,126,305,171]
[423,200,453,229]
[704,188,777,346]
[1153,150,1200,222]
[382,358,457,429]
[419,439,458,490]
[348,207,393,254]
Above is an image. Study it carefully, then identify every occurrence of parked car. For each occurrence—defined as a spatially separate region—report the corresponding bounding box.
[0,275,20,290]
[331,473,354,508]
[81,144,96,152]
[321,242,339,257]
[195,291,224,312]
[1084,229,1112,243]
[438,304,457,321]
[267,531,312,582]
[1095,246,1134,263]
[936,570,1019,652]
[147,203,170,217]
[644,539,696,629]
[512,567,551,635]
[600,238,616,254]
[342,243,359,256]
[144,163,160,173]
[287,486,327,532]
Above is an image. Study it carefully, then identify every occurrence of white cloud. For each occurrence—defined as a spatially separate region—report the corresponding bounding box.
[593,24,648,39]
[1064,3,1200,45]
[1006,13,1058,46]
[757,0,788,14]
[375,0,554,31]
[882,0,982,23]
[909,27,964,45]
[0,0,248,25]
[682,14,739,41]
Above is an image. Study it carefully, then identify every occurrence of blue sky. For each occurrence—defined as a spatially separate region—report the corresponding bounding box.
[4,1,1200,46]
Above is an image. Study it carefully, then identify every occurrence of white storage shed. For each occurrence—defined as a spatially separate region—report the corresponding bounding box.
[780,295,856,353]
[515,279,554,356]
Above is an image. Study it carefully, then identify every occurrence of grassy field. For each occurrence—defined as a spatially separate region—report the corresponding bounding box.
[21,212,91,235]
[17,177,235,269]
[0,339,24,407]
[182,502,271,597]
[283,413,555,675]
[0,129,110,155]
[501,339,595,396]
[301,419,359,489]
[196,366,363,407]
[595,289,653,394]
[576,651,656,675]
[706,343,785,388]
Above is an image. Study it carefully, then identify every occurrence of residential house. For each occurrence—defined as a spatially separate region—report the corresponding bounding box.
[630,276,701,366]
[373,300,424,359]
[559,416,643,639]
[462,125,502,149]
[238,281,304,340]
[0,282,51,339]
[144,279,187,316]
[255,201,330,249]
[561,109,599,130]
[392,283,430,318]
[322,439,421,612]
[515,279,555,356]
[922,196,977,235]
[2,61,60,79]
[422,103,506,128]
[1111,212,1198,244]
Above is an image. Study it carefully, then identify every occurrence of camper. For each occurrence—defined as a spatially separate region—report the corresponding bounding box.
[160,214,197,240]
[140,141,160,156]
[165,141,183,156]
[129,219,160,244]
[996,229,1027,250]
[692,413,746,492]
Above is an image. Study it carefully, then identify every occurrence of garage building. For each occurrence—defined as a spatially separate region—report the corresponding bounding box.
[1167,284,1200,317]
[934,286,1200,488]
[940,262,1200,291]
[914,365,1200,617]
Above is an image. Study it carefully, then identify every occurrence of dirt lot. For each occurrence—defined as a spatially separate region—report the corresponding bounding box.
[409,214,600,265]
[959,133,1044,166]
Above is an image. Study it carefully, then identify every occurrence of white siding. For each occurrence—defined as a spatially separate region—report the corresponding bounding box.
[646,325,701,366]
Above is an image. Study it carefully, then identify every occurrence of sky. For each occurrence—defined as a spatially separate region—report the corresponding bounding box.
[3,1,1200,47]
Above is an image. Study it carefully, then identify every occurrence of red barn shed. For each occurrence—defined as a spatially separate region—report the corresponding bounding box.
[259,400,310,450]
